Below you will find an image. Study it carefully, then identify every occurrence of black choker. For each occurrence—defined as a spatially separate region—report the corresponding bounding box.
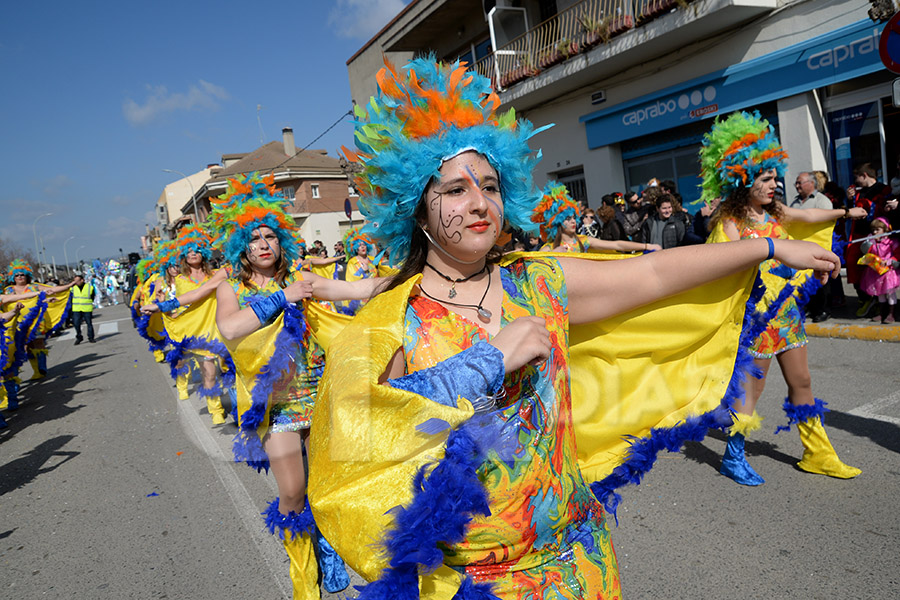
[420,266,493,321]
[424,262,487,299]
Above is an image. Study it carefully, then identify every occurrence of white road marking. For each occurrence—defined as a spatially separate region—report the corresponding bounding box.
[848,391,900,425]
[159,363,290,599]
[56,320,119,341]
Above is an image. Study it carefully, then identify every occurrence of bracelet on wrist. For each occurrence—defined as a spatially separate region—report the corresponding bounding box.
[765,237,775,261]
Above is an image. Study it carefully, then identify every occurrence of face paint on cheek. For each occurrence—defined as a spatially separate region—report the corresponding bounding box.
[432,192,464,245]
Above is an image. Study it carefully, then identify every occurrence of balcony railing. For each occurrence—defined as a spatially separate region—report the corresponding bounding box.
[473,0,692,90]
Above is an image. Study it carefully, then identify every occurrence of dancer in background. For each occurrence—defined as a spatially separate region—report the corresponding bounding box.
[703,111,864,485]
[534,181,659,253]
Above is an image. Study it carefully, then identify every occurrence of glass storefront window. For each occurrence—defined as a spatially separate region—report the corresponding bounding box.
[828,102,882,190]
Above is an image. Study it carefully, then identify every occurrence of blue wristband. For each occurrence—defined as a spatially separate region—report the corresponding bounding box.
[765,237,774,261]
[249,290,287,324]
[157,298,181,312]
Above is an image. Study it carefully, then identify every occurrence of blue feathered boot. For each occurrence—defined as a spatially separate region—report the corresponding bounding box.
[3,378,20,411]
[720,411,765,486]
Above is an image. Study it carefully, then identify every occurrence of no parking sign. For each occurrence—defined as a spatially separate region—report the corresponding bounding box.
[879,12,900,73]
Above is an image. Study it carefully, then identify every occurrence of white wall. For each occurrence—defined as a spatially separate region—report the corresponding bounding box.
[777,91,829,192]
[298,210,364,254]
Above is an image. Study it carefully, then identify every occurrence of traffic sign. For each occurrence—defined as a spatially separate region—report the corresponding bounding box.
[879,12,900,74]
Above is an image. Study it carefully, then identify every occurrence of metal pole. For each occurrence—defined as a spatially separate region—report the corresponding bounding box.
[31,212,52,283]
[162,169,198,224]
[76,245,86,274]
[63,236,76,278]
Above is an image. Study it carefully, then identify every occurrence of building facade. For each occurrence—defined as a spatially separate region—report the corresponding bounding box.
[168,128,361,253]
[347,0,898,210]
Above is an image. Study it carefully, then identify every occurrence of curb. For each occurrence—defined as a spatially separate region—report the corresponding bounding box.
[806,322,900,343]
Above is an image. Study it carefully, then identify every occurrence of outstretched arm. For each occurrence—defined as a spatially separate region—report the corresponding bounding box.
[783,204,866,224]
[561,237,839,325]
[0,290,43,303]
[301,271,386,301]
[141,269,228,314]
[585,237,661,253]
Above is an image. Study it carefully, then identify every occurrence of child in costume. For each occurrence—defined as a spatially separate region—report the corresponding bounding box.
[858,217,900,324]
[534,181,659,253]
[207,173,382,600]
[306,57,841,600]
[702,111,865,485]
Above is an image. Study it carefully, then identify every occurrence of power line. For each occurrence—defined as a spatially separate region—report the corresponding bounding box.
[271,107,355,172]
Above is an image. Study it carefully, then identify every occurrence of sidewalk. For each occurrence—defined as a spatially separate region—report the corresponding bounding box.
[803,275,900,343]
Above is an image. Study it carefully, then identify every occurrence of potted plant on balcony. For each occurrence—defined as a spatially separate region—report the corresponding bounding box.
[609,13,635,37]
[538,46,564,69]
[580,13,612,49]
[558,37,580,60]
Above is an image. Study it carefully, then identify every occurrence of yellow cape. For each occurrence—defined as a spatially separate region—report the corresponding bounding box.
[308,252,756,592]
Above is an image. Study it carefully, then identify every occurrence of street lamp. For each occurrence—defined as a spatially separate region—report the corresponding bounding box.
[32,212,53,283]
[162,169,198,224]
[63,236,76,278]
[75,245,86,274]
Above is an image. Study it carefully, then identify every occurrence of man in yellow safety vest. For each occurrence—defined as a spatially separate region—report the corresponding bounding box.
[71,274,95,345]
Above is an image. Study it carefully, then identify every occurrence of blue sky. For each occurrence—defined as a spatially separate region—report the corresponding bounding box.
[0,0,410,267]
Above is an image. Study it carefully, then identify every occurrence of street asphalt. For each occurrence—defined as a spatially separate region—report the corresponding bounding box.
[1,302,897,599]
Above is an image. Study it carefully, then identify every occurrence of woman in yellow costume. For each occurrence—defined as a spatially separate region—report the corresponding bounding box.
[147,224,234,425]
[3,259,73,381]
[207,173,382,599]
[534,181,660,253]
[702,111,865,486]
[305,57,841,600]
[1,280,51,416]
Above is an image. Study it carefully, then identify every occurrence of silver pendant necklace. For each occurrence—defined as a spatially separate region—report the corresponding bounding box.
[420,266,493,320]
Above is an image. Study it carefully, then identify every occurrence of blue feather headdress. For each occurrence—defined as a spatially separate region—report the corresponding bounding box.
[343,55,550,264]
[175,224,214,260]
[206,173,300,271]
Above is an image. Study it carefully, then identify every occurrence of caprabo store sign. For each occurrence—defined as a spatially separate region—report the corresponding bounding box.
[581,19,885,148]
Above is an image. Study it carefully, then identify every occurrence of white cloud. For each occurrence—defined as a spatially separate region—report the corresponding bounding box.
[106,216,145,238]
[328,0,408,39]
[123,80,229,126]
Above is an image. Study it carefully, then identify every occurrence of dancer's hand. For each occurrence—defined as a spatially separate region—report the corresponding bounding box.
[283,279,313,303]
[847,207,867,219]
[772,239,840,283]
[489,316,551,373]
[140,303,159,315]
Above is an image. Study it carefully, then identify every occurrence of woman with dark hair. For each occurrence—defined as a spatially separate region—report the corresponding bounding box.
[205,174,379,599]
[534,181,658,253]
[703,111,865,486]
[306,59,840,599]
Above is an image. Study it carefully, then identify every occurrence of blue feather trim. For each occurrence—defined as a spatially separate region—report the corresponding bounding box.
[232,430,270,472]
[4,294,45,378]
[21,293,49,345]
[134,312,169,352]
[262,497,316,540]
[231,303,308,470]
[590,271,768,521]
[197,382,225,398]
[46,294,72,337]
[354,416,497,600]
[775,397,828,433]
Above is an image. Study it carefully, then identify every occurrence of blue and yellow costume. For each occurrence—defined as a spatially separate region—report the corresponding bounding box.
[702,111,860,485]
[308,57,760,599]
[208,173,349,600]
